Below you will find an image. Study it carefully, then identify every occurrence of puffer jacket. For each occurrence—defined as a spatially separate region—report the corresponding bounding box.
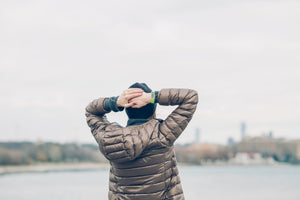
[85,88,198,200]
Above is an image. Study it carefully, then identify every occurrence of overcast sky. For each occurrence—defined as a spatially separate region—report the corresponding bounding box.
[1,0,299,145]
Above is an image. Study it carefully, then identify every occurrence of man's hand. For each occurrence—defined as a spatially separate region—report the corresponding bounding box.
[117,88,143,108]
[128,92,151,108]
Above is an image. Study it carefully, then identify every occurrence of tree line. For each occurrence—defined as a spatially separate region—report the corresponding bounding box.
[0,142,106,165]
[1,141,299,166]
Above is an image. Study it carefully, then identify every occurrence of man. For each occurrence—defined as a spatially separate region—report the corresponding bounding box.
[85,82,198,200]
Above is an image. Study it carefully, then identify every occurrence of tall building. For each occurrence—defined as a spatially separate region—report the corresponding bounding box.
[227,137,235,145]
[241,122,246,140]
[194,128,201,144]
[268,131,273,138]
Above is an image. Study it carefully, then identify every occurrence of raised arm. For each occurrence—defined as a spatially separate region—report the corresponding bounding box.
[127,88,199,146]
[85,89,144,162]
[85,97,120,135]
[85,88,144,134]
[157,88,198,146]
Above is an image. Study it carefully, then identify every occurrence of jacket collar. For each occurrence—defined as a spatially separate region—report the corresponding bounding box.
[127,118,149,127]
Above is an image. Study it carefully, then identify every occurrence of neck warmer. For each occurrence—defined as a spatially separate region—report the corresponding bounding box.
[126,118,149,127]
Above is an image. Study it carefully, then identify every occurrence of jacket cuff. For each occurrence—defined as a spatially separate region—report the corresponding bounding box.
[104,96,124,112]
[154,91,159,103]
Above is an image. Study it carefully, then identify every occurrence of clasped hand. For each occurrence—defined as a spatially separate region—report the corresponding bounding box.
[116,88,151,108]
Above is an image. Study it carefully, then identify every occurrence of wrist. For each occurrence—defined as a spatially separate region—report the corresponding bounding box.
[155,91,159,103]
[146,93,152,104]
[116,97,122,107]
[105,96,124,112]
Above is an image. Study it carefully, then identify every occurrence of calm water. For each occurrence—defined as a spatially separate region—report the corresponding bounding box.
[0,165,300,200]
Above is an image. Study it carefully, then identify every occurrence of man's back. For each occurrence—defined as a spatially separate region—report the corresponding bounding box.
[86,88,198,200]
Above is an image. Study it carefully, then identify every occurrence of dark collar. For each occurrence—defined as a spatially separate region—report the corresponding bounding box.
[127,118,149,127]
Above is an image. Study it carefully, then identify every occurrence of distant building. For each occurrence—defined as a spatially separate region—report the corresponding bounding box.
[193,128,201,144]
[227,137,235,145]
[235,137,300,161]
[189,143,221,152]
[228,152,276,165]
[240,122,246,140]
[268,131,273,138]
[262,131,274,138]
[227,137,237,154]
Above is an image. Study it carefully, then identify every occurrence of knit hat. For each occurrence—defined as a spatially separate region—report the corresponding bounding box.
[125,82,157,119]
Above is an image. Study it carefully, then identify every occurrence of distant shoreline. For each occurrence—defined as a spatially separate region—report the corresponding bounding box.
[1,162,294,176]
[0,162,110,175]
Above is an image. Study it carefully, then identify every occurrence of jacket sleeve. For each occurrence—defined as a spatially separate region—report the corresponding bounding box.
[85,97,122,134]
[85,97,150,163]
[157,88,198,146]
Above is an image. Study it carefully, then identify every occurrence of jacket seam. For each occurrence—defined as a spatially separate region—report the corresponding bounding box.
[109,188,165,196]
[109,174,172,187]
[110,167,172,178]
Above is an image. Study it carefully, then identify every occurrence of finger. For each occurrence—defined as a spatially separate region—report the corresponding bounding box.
[132,103,142,108]
[125,92,143,98]
[132,105,140,108]
[126,93,143,100]
[124,91,142,97]
[124,101,135,108]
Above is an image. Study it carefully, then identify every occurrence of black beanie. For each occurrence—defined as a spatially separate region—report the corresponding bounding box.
[125,82,157,119]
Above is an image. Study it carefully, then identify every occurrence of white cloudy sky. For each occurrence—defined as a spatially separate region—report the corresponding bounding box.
[0,0,299,145]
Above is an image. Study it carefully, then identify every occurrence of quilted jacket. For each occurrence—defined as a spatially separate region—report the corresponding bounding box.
[85,88,198,200]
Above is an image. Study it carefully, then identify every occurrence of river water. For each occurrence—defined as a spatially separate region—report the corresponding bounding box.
[0,165,299,200]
